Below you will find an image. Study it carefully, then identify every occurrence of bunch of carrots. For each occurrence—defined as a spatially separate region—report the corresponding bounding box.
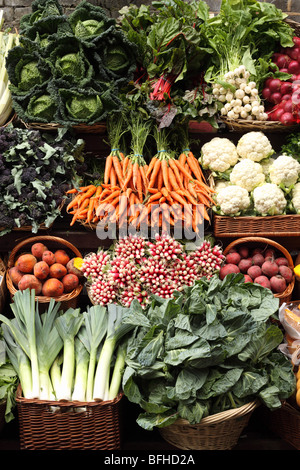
[66,121,215,233]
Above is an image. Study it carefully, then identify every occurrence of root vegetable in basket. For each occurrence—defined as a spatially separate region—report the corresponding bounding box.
[12,241,83,296]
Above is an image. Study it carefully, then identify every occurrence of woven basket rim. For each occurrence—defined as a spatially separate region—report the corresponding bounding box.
[169,400,259,428]
[6,235,83,302]
[15,384,123,408]
[223,236,295,299]
[21,119,107,133]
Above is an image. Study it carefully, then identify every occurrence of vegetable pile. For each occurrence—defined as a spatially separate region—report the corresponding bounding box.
[205,131,300,217]
[220,242,293,295]
[0,126,85,234]
[82,234,224,308]
[6,0,137,125]
[262,37,300,125]
[66,117,214,233]
[121,274,295,430]
[0,288,133,402]
[9,241,83,297]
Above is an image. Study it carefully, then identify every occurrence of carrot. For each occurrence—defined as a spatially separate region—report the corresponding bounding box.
[178,189,198,206]
[122,156,129,175]
[146,157,157,178]
[100,189,121,204]
[170,191,188,206]
[179,152,187,167]
[168,159,184,188]
[122,160,133,190]
[66,194,82,212]
[174,159,195,181]
[148,188,159,194]
[148,159,161,188]
[79,186,97,203]
[110,166,117,187]
[86,197,95,223]
[188,182,198,200]
[66,188,78,194]
[168,166,180,191]
[79,184,95,192]
[187,151,205,180]
[161,187,173,204]
[161,159,171,191]
[148,192,162,203]
[157,171,164,191]
[132,161,139,190]
[104,155,113,184]
[140,165,149,191]
[113,155,124,187]
[70,199,90,225]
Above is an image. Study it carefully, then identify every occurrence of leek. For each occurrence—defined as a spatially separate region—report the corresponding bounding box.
[1,323,33,399]
[107,341,127,400]
[78,305,107,401]
[50,354,62,400]
[0,289,40,398]
[55,308,83,401]
[35,299,63,400]
[92,304,133,401]
[71,337,89,402]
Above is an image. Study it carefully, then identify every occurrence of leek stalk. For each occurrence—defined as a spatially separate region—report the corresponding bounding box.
[50,354,62,400]
[71,337,89,402]
[93,304,133,401]
[55,308,83,401]
[107,341,127,400]
[78,305,107,401]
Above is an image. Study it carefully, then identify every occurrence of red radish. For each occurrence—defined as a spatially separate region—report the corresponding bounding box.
[225,252,241,265]
[247,265,262,280]
[272,108,284,121]
[254,276,271,289]
[268,78,282,93]
[281,81,292,94]
[277,54,291,68]
[244,275,253,283]
[279,68,289,74]
[252,247,263,255]
[270,92,282,104]
[219,264,240,280]
[264,248,275,260]
[238,258,253,273]
[278,265,293,283]
[264,77,274,88]
[270,275,287,293]
[288,60,300,75]
[252,253,265,266]
[261,260,278,277]
[275,257,289,267]
[281,94,292,101]
[287,47,300,60]
[284,100,293,113]
[293,37,300,47]
[272,52,282,63]
[262,87,271,100]
[280,112,295,125]
[238,246,249,259]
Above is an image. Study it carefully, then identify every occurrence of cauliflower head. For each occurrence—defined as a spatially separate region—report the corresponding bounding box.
[201,137,238,172]
[230,159,265,191]
[214,180,231,193]
[216,185,250,215]
[253,183,287,215]
[236,131,274,162]
[260,157,275,176]
[269,154,300,187]
[292,182,300,213]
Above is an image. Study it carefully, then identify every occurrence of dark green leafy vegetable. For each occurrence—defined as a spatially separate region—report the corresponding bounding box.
[68,0,115,42]
[0,335,18,423]
[19,0,64,33]
[0,126,86,234]
[121,273,295,430]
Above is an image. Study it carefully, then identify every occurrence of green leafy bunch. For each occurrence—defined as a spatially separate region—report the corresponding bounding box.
[121,273,295,430]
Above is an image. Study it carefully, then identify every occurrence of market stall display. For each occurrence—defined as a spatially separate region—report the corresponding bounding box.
[0,0,300,453]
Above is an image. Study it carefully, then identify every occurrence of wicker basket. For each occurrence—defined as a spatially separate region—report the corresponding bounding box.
[223,236,295,305]
[264,401,300,450]
[21,120,107,134]
[15,385,123,450]
[6,235,83,310]
[220,18,300,133]
[213,213,300,238]
[159,400,259,450]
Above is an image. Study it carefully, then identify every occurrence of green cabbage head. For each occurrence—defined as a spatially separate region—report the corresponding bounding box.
[104,46,129,73]
[55,53,83,79]
[66,94,103,121]
[74,19,105,38]
[27,94,56,121]
[19,61,45,91]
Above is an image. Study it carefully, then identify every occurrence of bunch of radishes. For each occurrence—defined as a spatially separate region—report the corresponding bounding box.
[213,65,268,121]
[82,234,225,308]
[219,243,293,295]
[261,36,300,125]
